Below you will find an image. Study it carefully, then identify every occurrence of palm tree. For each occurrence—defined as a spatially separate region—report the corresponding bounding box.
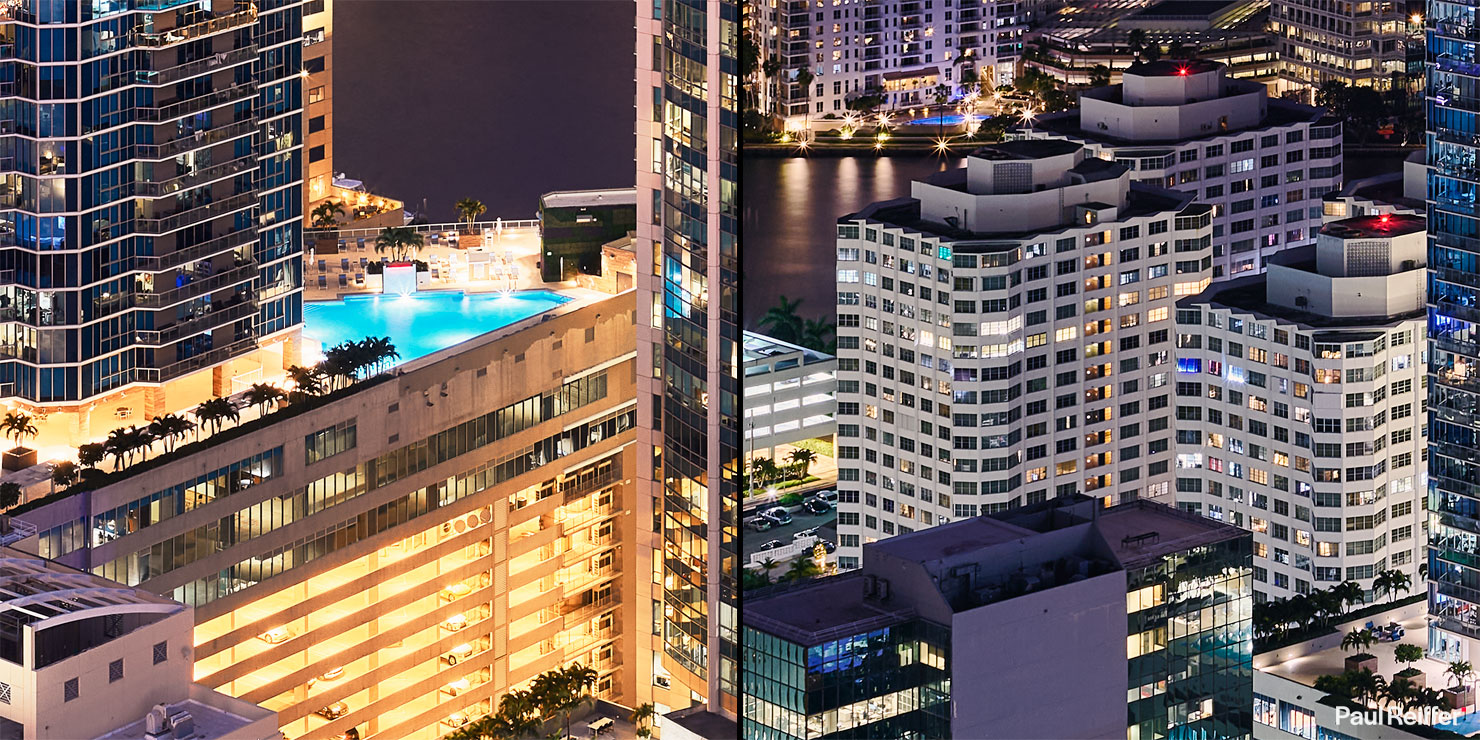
[1341,628,1376,654]
[243,383,286,416]
[1089,64,1112,87]
[287,365,326,401]
[147,413,194,453]
[630,703,657,739]
[455,198,487,232]
[759,557,781,582]
[758,295,806,344]
[49,460,76,495]
[1127,28,1148,59]
[749,457,780,488]
[103,427,131,470]
[785,557,822,582]
[1349,668,1387,706]
[1448,660,1474,690]
[787,448,817,480]
[0,411,37,451]
[126,425,155,463]
[193,397,238,436]
[1374,569,1413,603]
[1332,580,1365,611]
[373,226,425,263]
[794,67,815,132]
[361,336,400,374]
[559,663,598,739]
[800,317,836,353]
[932,82,951,138]
[310,199,345,229]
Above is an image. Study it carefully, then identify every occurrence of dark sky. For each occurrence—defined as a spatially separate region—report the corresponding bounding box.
[333,1,636,222]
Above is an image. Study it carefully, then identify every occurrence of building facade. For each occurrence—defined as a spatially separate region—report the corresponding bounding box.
[833,139,1216,567]
[12,294,644,740]
[747,0,1028,124]
[0,529,278,739]
[742,497,1253,740]
[1426,0,1480,667]
[637,0,741,717]
[0,0,306,447]
[303,0,332,208]
[1272,0,1416,96]
[742,332,836,461]
[1173,214,1429,602]
[1012,60,1345,281]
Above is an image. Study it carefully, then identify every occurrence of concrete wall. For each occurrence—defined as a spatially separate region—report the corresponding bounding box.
[1082,91,1265,142]
[950,571,1128,739]
[915,167,1131,236]
[1265,264,1425,318]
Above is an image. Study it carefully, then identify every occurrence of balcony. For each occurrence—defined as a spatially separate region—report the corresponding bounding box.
[134,297,256,346]
[562,593,617,630]
[136,82,256,123]
[145,47,257,86]
[132,4,258,48]
[133,260,257,309]
[136,191,256,235]
[136,120,257,161]
[136,155,256,197]
[137,227,257,273]
[138,336,257,383]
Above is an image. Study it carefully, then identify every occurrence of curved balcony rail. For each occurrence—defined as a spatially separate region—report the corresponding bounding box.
[133,260,257,309]
[136,191,256,235]
[135,297,256,346]
[136,227,258,273]
[136,120,256,161]
[136,155,256,198]
[139,336,258,384]
[136,82,255,124]
[131,4,258,48]
[145,47,257,86]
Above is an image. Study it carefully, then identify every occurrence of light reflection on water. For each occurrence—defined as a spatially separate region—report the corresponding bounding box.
[742,155,961,325]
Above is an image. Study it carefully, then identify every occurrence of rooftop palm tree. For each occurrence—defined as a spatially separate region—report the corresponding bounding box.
[1127,28,1148,59]
[193,397,239,437]
[287,365,326,401]
[147,412,195,454]
[1341,627,1377,655]
[309,199,345,230]
[759,557,781,582]
[243,383,286,417]
[0,411,37,451]
[49,460,77,495]
[373,226,425,263]
[1374,569,1413,603]
[631,702,657,739]
[800,317,835,354]
[103,427,131,470]
[77,443,104,471]
[1448,660,1474,690]
[455,198,487,232]
[785,557,822,582]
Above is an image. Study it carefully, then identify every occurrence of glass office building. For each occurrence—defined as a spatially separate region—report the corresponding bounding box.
[0,0,303,408]
[637,0,741,715]
[1426,2,1480,663]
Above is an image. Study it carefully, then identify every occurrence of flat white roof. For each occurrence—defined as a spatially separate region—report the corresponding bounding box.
[540,188,638,209]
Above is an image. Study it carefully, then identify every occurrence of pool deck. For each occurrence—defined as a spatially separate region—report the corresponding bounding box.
[304,224,550,300]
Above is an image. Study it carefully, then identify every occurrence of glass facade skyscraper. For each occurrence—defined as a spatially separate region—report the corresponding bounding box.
[0,0,303,409]
[637,0,740,716]
[1426,4,1480,663]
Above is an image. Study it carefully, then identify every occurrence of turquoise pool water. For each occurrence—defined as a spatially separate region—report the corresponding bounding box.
[901,114,970,126]
[303,290,571,364]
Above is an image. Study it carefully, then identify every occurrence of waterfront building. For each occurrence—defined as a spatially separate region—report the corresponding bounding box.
[1271,0,1419,97]
[833,138,1214,566]
[1173,214,1429,602]
[742,332,837,464]
[637,0,741,719]
[0,0,306,451]
[0,521,277,739]
[742,497,1253,740]
[1011,60,1344,280]
[11,292,643,740]
[746,0,1028,125]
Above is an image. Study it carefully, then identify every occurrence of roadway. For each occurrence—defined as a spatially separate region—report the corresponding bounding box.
[743,508,837,563]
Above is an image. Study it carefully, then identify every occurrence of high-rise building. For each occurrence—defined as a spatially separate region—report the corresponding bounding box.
[12,293,642,740]
[1011,61,1344,280]
[1272,0,1417,97]
[746,0,1027,124]
[742,497,1253,740]
[636,0,741,718]
[833,139,1215,567]
[0,522,278,739]
[303,0,333,207]
[1426,4,1480,667]
[1173,213,1429,601]
[0,0,306,447]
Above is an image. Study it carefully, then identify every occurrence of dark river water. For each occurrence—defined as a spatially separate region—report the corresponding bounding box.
[740,149,1414,327]
[333,1,636,222]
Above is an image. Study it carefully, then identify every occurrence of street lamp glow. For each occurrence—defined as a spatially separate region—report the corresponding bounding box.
[934,137,950,152]
[877,112,892,128]
[1411,13,1423,23]
[1020,107,1037,125]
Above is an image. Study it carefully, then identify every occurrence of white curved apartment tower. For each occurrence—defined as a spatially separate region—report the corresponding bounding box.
[1172,214,1428,600]
[833,140,1216,568]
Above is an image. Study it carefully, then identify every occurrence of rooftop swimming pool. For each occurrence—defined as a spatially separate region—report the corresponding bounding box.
[303,290,571,365]
[901,114,971,126]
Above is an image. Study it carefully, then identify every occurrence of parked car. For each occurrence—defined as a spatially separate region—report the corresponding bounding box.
[441,613,468,632]
[258,626,292,644]
[443,643,476,666]
[792,527,820,541]
[759,539,785,551]
[320,666,344,681]
[802,500,832,515]
[442,713,471,729]
[316,702,349,720]
[819,539,837,553]
[439,582,471,602]
[759,506,792,525]
[744,516,774,532]
[812,490,838,504]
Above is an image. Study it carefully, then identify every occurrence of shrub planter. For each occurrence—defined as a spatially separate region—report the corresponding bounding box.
[1446,685,1475,710]
[2,447,35,472]
[1395,668,1425,688]
[1345,653,1379,674]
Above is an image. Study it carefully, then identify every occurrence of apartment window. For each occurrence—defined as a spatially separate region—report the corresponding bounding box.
[306,420,357,465]
[309,145,326,162]
[308,86,325,104]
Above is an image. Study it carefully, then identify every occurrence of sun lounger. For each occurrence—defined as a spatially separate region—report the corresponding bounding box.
[338,274,348,288]
[431,268,440,281]
[317,274,327,289]
[317,259,327,272]
[354,273,365,287]
[340,258,350,272]
[359,257,368,269]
